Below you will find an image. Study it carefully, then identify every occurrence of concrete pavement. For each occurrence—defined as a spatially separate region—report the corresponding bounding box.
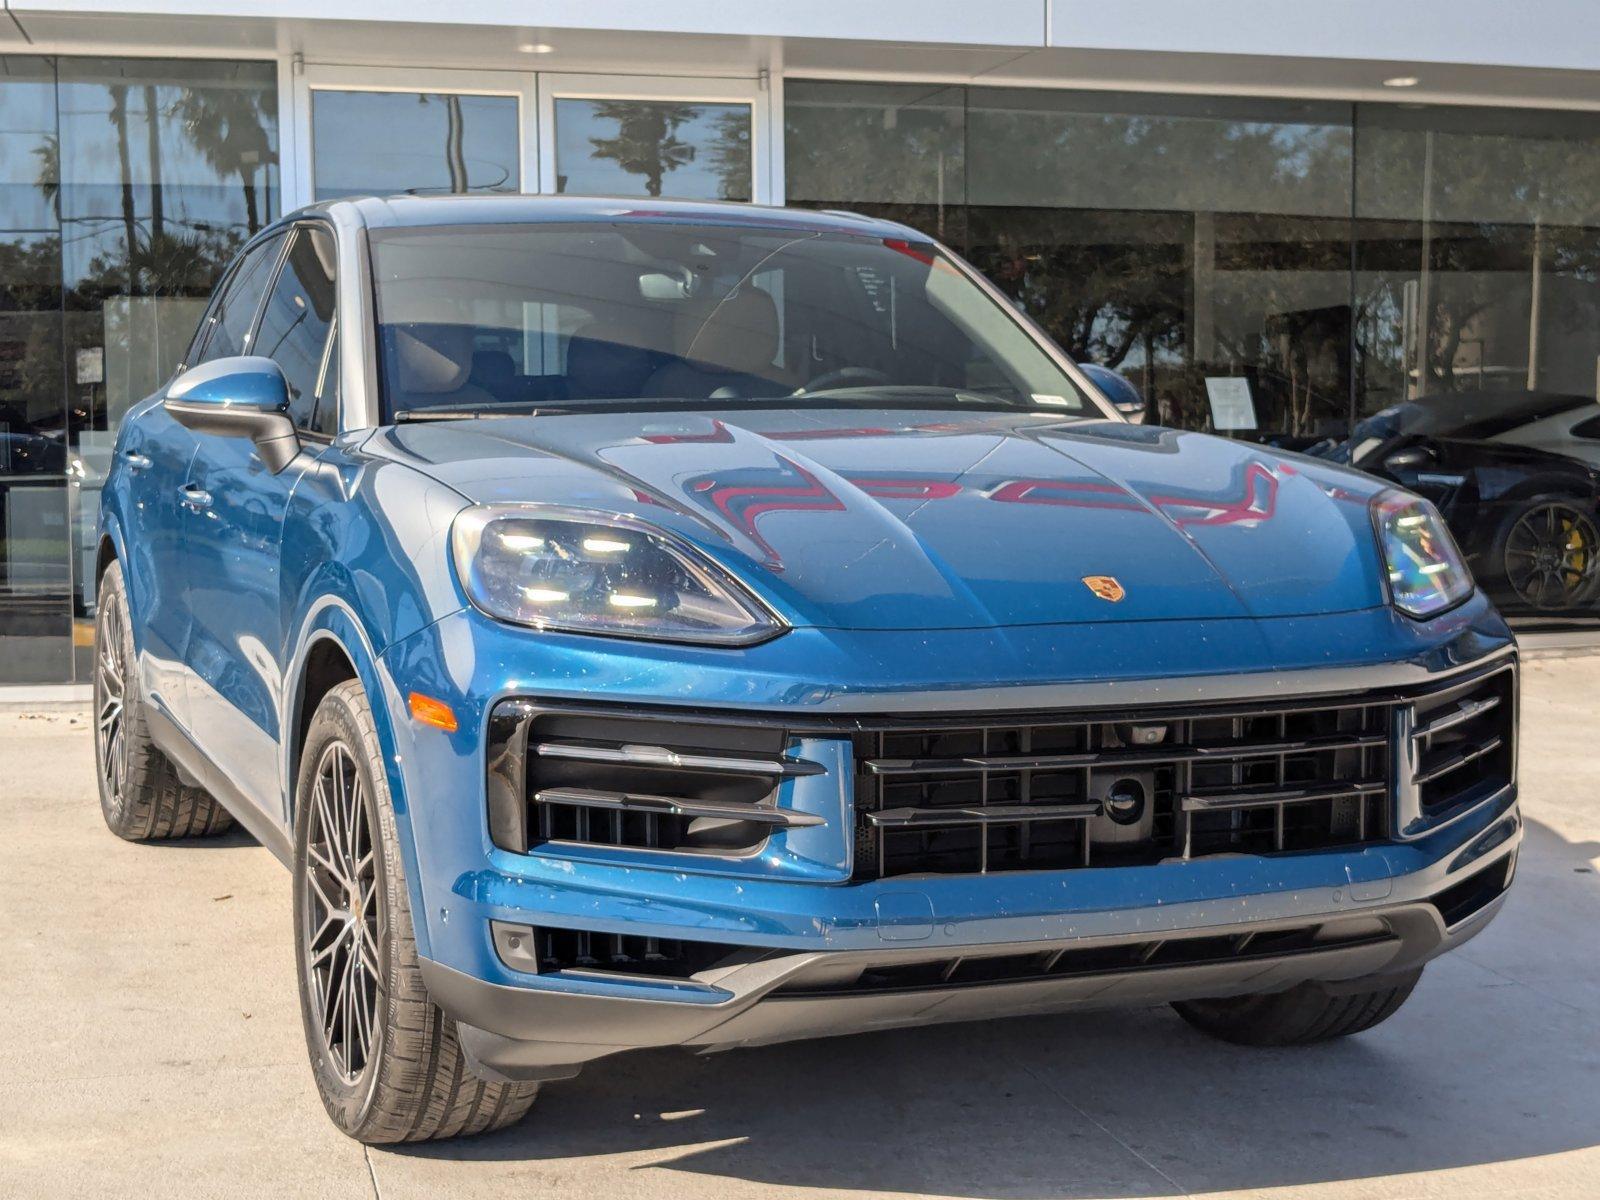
[2,657,1598,1199]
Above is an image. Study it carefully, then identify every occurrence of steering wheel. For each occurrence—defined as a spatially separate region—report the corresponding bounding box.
[793,366,890,395]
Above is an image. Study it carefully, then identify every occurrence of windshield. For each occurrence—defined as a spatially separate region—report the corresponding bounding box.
[368,221,1096,421]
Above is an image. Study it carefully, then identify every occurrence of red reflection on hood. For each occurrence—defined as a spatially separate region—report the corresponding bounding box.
[852,478,963,501]
[691,458,846,570]
[988,479,1146,512]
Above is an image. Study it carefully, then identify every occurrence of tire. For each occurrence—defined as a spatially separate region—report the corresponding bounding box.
[93,560,234,841]
[292,678,538,1143]
[1171,969,1422,1047]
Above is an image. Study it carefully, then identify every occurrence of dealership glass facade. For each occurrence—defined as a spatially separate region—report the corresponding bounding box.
[4,58,1600,685]
[0,56,277,682]
[788,81,1600,627]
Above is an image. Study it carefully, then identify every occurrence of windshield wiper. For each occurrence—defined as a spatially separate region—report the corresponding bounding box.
[789,385,1080,414]
[395,403,542,422]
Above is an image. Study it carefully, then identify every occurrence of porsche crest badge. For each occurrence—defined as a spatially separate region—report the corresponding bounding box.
[1082,575,1126,603]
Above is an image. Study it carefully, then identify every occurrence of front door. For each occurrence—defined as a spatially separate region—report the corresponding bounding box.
[183,223,338,818]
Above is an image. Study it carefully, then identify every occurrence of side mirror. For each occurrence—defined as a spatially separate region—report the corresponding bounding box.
[1383,444,1437,473]
[1075,362,1147,424]
[165,355,300,473]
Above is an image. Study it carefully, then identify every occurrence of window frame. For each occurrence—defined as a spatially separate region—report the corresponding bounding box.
[248,218,342,443]
[536,73,768,203]
[296,64,538,201]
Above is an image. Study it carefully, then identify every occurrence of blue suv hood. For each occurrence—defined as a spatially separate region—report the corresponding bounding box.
[374,410,1391,631]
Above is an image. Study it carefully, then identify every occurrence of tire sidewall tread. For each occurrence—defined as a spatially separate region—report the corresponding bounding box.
[93,560,233,842]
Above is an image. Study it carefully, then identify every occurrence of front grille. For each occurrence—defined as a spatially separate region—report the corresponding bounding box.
[486,657,1516,878]
[850,697,1394,879]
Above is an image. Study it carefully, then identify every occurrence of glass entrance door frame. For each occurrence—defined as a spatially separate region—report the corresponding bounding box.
[289,67,774,210]
[289,64,540,207]
[534,73,772,203]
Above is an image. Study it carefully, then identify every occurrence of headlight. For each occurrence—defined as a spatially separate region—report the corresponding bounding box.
[1371,490,1473,618]
[450,506,783,645]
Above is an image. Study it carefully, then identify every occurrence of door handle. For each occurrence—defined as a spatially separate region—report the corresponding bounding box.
[178,484,213,512]
[122,451,152,471]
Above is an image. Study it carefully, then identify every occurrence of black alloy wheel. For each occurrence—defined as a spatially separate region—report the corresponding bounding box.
[301,740,382,1085]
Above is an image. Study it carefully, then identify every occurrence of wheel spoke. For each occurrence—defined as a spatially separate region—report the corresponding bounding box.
[357,918,380,976]
[313,779,343,869]
[305,869,343,922]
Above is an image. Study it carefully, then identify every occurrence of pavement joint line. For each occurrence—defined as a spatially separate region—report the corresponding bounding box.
[364,1144,382,1199]
[1000,1041,1197,1198]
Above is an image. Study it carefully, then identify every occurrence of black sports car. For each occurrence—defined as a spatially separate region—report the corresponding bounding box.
[1309,391,1600,617]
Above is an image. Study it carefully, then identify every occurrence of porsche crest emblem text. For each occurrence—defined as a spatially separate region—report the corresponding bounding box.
[1082,575,1126,603]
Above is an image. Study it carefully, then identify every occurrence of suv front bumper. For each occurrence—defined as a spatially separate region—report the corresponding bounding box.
[421,787,1517,1082]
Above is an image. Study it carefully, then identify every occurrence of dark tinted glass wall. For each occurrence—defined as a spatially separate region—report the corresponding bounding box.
[787,81,1600,628]
[0,56,277,683]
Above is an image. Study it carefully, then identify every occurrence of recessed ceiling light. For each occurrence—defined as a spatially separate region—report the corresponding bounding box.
[518,41,555,54]
[1383,75,1420,88]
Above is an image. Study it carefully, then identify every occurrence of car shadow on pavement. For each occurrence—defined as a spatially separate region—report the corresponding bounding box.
[385,814,1600,1196]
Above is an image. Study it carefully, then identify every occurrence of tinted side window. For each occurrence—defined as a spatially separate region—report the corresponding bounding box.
[1571,414,1600,441]
[193,232,286,364]
[254,227,338,433]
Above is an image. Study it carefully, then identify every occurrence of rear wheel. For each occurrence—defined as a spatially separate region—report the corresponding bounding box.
[1493,498,1600,611]
[1171,969,1422,1047]
[93,560,233,840]
[293,678,538,1143]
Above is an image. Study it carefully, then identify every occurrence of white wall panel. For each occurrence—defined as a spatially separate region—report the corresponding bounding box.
[1046,0,1600,72]
[11,0,1050,48]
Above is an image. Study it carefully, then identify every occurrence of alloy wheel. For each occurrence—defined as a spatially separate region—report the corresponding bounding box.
[1503,502,1600,610]
[302,742,382,1085]
[94,596,127,804]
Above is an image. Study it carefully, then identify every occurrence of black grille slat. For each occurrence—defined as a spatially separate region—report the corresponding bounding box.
[1411,667,1516,818]
[775,922,1399,997]
[534,927,744,979]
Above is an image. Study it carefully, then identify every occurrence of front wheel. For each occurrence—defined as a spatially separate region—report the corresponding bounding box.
[1171,969,1422,1047]
[292,678,538,1143]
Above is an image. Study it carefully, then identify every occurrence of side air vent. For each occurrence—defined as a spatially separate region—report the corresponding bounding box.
[486,701,820,855]
[1400,663,1516,836]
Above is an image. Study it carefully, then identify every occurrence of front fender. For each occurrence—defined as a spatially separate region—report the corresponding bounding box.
[277,442,473,960]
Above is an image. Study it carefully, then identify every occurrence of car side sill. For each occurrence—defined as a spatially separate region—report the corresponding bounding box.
[145,703,293,866]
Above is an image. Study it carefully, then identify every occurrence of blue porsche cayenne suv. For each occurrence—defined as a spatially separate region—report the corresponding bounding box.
[95,195,1520,1143]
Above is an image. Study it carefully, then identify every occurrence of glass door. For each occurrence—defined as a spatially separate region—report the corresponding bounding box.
[294,66,537,202]
[536,74,766,203]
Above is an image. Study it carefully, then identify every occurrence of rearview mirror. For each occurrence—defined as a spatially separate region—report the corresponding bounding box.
[165,355,300,473]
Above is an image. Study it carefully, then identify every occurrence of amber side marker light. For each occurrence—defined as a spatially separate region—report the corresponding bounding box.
[409,691,459,733]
